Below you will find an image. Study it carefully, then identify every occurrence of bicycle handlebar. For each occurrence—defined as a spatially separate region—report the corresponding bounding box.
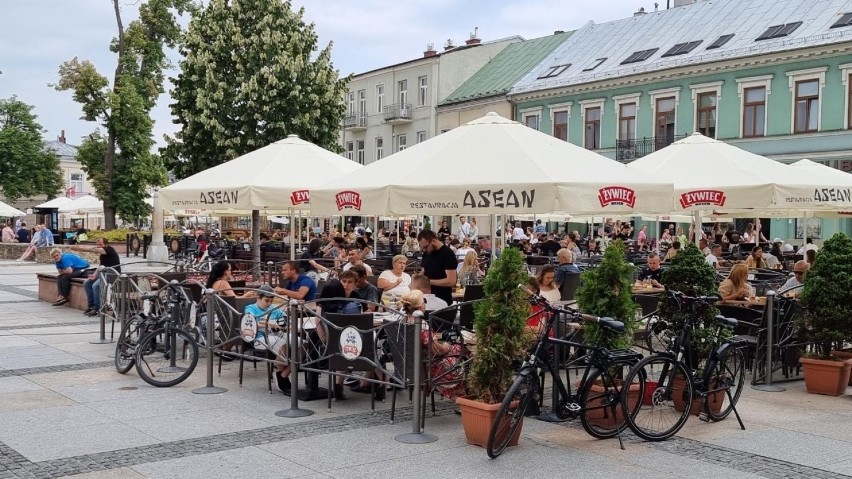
[517,284,608,325]
[667,288,721,305]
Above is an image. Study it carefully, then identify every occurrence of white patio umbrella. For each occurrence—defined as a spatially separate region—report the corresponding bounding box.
[159,134,362,212]
[59,195,103,214]
[627,133,852,212]
[311,112,673,217]
[0,199,25,217]
[35,197,73,209]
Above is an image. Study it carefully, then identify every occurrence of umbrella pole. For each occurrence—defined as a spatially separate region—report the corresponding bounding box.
[289,209,295,261]
[251,210,260,281]
[693,210,702,245]
[491,214,497,264]
[374,215,378,253]
[656,216,661,253]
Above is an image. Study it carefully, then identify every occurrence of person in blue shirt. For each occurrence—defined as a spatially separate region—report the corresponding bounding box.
[274,260,316,302]
[50,248,90,306]
[242,285,292,393]
[40,224,55,247]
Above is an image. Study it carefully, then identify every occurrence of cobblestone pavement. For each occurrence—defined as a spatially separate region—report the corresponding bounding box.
[2,259,852,478]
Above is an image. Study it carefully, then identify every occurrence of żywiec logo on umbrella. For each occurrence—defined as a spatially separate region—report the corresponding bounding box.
[679,189,726,209]
[335,191,362,211]
[290,190,310,206]
[598,186,636,208]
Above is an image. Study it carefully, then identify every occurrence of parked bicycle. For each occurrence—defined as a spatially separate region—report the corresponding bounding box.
[132,282,200,387]
[620,290,749,441]
[487,285,646,458]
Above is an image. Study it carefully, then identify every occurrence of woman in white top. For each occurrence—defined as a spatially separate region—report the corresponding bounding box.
[454,238,474,261]
[468,217,479,240]
[377,255,411,296]
[536,265,561,302]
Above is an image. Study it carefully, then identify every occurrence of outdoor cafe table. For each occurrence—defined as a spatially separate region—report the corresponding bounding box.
[631,285,666,295]
[718,296,767,309]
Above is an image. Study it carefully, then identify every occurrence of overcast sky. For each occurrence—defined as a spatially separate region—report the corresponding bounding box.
[0,0,658,148]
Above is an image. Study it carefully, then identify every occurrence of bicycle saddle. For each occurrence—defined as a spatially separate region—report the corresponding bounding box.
[714,315,738,328]
[597,317,624,333]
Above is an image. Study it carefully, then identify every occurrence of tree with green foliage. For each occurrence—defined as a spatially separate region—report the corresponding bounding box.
[799,232,852,359]
[163,0,349,179]
[53,0,194,227]
[659,242,722,367]
[0,97,62,202]
[576,240,639,350]
[469,247,530,404]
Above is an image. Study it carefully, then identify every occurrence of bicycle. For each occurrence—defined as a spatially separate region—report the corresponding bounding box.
[487,286,646,458]
[620,290,749,441]
[133,282,200,387]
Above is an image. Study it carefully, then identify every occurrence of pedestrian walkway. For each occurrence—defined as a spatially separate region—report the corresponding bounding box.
[1,259,851,478]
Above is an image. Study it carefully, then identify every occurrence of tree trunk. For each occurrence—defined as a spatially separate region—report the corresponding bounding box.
[101,0,124,231]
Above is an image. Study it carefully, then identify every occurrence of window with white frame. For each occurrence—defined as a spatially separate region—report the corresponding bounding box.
[520,107,541,131]
[580,99,605,149]
[358,90,366,114]
[375,137,384,161]
[356,140,365,165]
[69,172,84,196]
[689,81,723,138]
[787,67,827,134]
[613,93,641,142]
[397,134,407,151]
[550,102,571,141]
[417,131,426,143]
[843,64,852,129]
[418,76,428,106]
[376,84,385,113]
[398,80,408,105]
[345,141,354,161]
[347,92,355,114]
[649,87,680,147]
[736,75,773,138]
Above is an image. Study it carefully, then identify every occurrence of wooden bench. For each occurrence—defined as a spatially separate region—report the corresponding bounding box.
[37,273,89,311]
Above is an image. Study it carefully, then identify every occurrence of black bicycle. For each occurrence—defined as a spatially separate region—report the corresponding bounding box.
[487,287,646,458]
[620,290,749,441]
[133,282,199,387]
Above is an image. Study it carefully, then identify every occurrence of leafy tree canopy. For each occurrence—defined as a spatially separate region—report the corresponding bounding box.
[0,97,62,202]
[163,0,350,179]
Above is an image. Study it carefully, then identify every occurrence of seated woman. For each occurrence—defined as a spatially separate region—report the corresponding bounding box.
[206,261,236,297]
[454,238,474,261]
[719,264,750,301]
[398,290,468,400]
[355,237,375,260]
[377,255,412,296]
[17,225,42,262]
[536,265,561,303]
[457,250,483,286]
[663,240,681,262]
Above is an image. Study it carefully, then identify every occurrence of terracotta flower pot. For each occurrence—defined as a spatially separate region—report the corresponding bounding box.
[830,350,852,386]
[456,396,522,448]
[800,357,852,396]
[584,380,641,429]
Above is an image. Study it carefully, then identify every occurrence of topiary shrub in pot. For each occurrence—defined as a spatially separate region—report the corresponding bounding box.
[658,242,723,370]
[798,232,852,396]
[456,247,530,447]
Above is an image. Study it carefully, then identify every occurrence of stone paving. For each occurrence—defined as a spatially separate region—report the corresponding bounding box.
[1,258,852,478]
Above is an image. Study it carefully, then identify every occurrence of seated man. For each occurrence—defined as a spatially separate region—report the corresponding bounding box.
[698,238,711,257]
[744,246,769,269]
[410,274,448,311]
[350,264,379,312]
[554,248,580,286]
[637,252,663,287]
[274,260,317,301]
[780,260,810,295]
[50,248,90,306]
[705,244,721,270]
[72,238,122,316]
[341,248,373,275]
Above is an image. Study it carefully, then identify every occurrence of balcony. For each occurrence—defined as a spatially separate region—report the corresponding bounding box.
[383,103,412,124]
[616,134,687,162]
[343,112,367,130]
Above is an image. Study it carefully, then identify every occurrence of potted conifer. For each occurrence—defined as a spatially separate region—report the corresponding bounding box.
[799,233,852,396]
[456,247,530,447]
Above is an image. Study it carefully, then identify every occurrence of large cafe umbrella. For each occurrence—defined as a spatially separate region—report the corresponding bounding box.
[627,133,852,213]
[0,199,25,218]
[159,134,362,261]
[310,112,674,217]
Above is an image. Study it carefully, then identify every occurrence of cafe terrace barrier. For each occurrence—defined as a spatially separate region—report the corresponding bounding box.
[751,289,805,388]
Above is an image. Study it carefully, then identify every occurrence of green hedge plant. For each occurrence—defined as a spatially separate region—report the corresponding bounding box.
[468,247,530,404]
[798,232,852,359]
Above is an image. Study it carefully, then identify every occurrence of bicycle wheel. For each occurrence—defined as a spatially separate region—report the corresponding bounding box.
[704,347,745,421]
[622,355,692,441]
[580,362,645,439]
[114,316,143,374]
[487,372,536,459]
[135,327,199,387]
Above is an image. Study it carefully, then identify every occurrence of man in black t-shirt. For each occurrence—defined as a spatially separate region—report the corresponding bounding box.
[437,221,451,243]
[417,229,458,305]
[636,252,663,287]
[73,238,121,316]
